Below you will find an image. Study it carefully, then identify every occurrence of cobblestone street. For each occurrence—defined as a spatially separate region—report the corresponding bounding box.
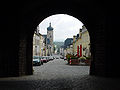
[0,57,120,90]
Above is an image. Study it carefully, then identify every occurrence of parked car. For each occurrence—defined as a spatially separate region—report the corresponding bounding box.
[41,56,49,63]
[39,56,43,65]
[46,56,50,61]
[55,57,59,59]
[33,56,41,66]
[49,56,54,61]
[60,56,64,59]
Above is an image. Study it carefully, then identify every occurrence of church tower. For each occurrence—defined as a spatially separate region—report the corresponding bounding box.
[47,22,54,56]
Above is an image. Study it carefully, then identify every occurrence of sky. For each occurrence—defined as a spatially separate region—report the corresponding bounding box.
[39,14,83,42]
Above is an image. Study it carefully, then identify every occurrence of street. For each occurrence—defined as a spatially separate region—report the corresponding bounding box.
[0,55,120,90]
[32,55,90,80]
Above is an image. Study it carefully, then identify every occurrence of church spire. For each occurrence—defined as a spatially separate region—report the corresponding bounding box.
[47,22,53,31]
[49,22,51,27]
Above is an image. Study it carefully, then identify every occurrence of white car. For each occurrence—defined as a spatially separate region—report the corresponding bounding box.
[49,56,54,61]
[33,56,41,66]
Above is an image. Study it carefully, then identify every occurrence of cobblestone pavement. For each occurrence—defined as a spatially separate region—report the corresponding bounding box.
[0,56,120,90]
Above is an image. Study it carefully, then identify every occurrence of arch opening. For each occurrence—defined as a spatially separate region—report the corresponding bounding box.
[32,14,91,77]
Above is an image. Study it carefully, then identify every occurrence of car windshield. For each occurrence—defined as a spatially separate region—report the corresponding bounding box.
[42,57,48,59]
[33,56,39,59]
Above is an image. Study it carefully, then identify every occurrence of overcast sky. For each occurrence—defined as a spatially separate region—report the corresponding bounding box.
[39,14,83,42]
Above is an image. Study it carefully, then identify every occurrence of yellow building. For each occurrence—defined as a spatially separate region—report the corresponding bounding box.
[73,25,90,57]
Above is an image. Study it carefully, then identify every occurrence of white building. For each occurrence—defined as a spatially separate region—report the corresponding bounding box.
[33,27,40,56]
[33,26,47,56]
[60,46,64,56]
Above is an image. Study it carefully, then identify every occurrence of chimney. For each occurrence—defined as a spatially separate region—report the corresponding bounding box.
[73,35,77,42]
[79,28,82,38]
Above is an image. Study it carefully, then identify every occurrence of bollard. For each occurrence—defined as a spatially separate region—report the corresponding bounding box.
[70,56,71,65]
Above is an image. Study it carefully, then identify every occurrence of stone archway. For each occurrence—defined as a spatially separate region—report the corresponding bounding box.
[0,0,119,77]
[18,1,107,76]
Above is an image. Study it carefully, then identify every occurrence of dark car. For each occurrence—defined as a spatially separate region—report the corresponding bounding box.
[33,56,41,66]
[60,56,64,59]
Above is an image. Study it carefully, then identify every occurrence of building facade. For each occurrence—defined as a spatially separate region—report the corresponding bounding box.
[41,35,47,56]
[64,38,73,49]
[33,26,47,56]
[73,25,91,57]
[33,23,54,57]
[64,38,73,56]
[33,27,40,56]
[60,45,64,56]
